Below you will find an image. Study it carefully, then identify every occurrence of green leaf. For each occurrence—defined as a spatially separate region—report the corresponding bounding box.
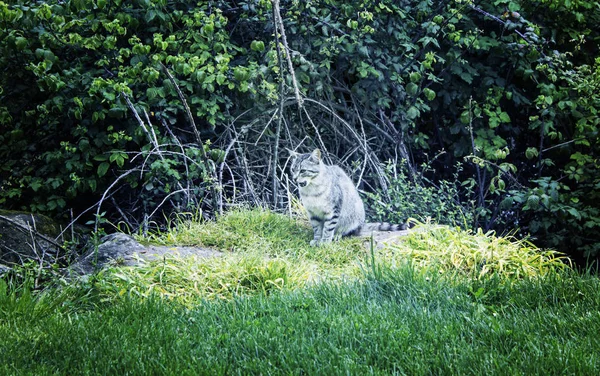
[98,162,110,177]
[489,116,500,128]
[409,72,421,82]
[566,207,581,220]
[500,197,513,210]
[406,106,420,120]
[423,88,436,101]
[15,37,28,50]
[110,152,127,167]
[498,112,510,123]
[497,178,505,191]
[406,83,418,96]
[233,67,249,81]
[103,91,116,101]
[460,111,470,124]
[147,87,158,100]
[526,195,540,210]
[250,40,265,52]
[145,10,157,23]
[525,147,538,160]
[30,180,43,192]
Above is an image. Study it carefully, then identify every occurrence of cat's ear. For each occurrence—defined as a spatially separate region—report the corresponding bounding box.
[286,148,300,158]
[310,149,322,161]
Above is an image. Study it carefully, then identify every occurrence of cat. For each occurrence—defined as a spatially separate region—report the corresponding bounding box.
[289,148,406,246]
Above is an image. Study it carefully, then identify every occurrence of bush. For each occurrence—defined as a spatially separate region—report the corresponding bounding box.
[0,0,599,260]
[364,162,474,228]
[0,0,262,225]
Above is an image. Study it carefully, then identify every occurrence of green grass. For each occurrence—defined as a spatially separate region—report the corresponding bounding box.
[382,222,570,279]
[1,208,599,375]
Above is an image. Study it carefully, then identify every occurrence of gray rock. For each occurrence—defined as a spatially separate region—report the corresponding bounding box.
[0,210,64,266]
[359,229,413,249]
[69,233,147,275]
[69,232,222,276]
[0,263,11,276]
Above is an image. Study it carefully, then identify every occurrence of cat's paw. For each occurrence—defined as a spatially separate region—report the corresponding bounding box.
[312,239,333,247]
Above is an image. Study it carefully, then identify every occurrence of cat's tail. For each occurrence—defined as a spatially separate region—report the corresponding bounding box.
[359,222,408,232]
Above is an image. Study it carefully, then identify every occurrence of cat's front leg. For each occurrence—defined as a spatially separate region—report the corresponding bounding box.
[309,218,324,246]
[318,213,339,245]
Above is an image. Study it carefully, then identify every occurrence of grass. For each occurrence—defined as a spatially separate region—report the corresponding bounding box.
[1,208,599,375]
[382,222,570,279]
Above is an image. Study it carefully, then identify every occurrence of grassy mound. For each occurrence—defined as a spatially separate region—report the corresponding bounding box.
[80,209,571,305]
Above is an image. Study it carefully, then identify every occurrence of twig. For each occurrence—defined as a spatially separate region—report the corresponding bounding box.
[94,169,137,233]
[220,119,255,213]
[0,215,64,250]
[272,0,303,108]
[271,2,287,208]
[466,97,486,208]
[285,174,292,218]
[27,219,46,289]
[161,118,192,207]
[467,3,543,55]
[147,188,193,220]
[254,109,279,146]
[223,162,237,204]
[541,137,589,153]
[124,93,190,206]
[351,95,370,188]
[160,62,219,212]
[110,196,134,231]
[379,110,416,179]
[159,62,203,145]
[301,106,329,158]
[465,155,524,189]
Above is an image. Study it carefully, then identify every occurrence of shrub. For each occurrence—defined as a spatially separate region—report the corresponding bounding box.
[364,162,474,228]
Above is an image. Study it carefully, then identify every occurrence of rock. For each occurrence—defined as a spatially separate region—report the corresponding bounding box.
[69,232,223,276]
[359,229,413,249]
[69,233,147,275]
[0,210,65,266]
[144,244,224,261]
[0,263,11,276]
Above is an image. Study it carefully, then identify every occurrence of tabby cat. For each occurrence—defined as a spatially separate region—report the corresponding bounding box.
[289,149,406,246]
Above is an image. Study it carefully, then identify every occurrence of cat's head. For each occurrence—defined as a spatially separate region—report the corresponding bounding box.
[289,149,322,188]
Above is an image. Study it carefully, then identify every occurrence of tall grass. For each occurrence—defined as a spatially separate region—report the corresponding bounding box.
[1,208,598,375]
[380,222,569,280]
[90,253,313,303]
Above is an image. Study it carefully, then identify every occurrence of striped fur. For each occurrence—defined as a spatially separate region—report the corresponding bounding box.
[360,222,407,232]
[289,148,407,246]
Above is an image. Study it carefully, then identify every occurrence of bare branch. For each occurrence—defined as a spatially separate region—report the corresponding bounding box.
[159,62,219,212]
[0,215,65,250]
[272,0,303,108]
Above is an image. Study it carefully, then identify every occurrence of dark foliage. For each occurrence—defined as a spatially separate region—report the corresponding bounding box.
[1,0,598,260]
